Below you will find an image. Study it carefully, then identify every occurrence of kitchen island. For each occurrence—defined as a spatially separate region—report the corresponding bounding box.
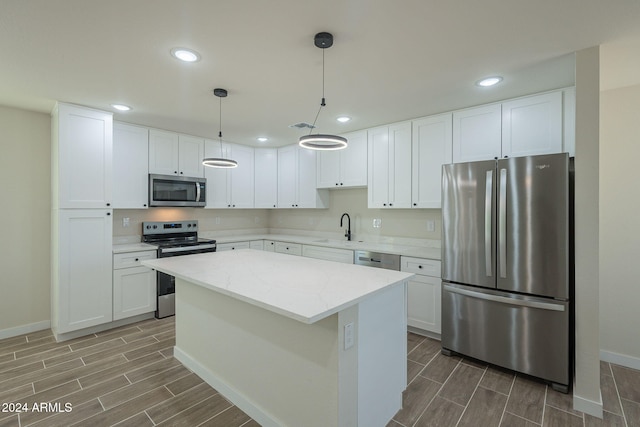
[143,249,413,427]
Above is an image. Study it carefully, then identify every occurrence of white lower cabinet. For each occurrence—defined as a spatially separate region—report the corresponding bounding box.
[250,240,264,250]
[401,256,441,335]
[264,240,276,252]
[217,241,252,251]
[54,209,113,334]
[275,242,302,256]
[113,250,157,321]
[302,245,354,264]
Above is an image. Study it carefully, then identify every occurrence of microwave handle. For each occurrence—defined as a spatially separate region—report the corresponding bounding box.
[196,182,202,202]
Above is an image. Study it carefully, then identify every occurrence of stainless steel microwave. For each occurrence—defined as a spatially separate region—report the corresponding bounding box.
[149,174,206,207]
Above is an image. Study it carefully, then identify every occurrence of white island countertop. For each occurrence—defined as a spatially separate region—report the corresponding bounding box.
[143,249,414,324]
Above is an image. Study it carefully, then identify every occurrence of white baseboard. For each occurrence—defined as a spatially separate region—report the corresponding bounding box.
[52,312,154,342]
[174,346,280,427]
[600,349,640,371]
[572,383,603,419]
[0,320,51,340]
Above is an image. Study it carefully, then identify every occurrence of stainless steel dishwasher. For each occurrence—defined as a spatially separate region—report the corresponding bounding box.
[354,250,401,271]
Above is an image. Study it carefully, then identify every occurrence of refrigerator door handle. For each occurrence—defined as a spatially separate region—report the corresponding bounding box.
[444,284,566,312]
[499,168,507,278]
[485,170,493,276]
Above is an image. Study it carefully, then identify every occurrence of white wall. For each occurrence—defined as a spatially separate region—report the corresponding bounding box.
[0,105,51,336]
[599,83,640,366]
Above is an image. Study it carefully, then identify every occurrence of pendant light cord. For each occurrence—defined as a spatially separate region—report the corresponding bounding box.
[309,49,326,135]
[218,95,223,156]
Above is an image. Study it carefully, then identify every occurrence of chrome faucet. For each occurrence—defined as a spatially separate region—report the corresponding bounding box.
[340,213,352,241]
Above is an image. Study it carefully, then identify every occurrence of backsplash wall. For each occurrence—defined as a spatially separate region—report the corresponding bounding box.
[113,189,442,243]
[269,189,442,241]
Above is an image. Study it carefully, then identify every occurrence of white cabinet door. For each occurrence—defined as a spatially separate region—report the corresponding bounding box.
[389,122,412,208]
[339,130,368,187]
[275,242,302,256]
[264,240,276,252]
[407,275,441,334]
[178,134,205,177]
[368,123,411,208]
[149,129,180,175]
[277,145,297,208]
[113,266,156,321]
[54,103,113,209]
[204,140,231,208]
[302,245,353,264]
[411,113,453,208]
[217,241,251,251]
[250,240,265,250]
[113,123,149,209]
[255,148,278,208]
[229,144,254,208]
[502,91,562,158]
[401,257,442,335]
[368,126,390,208]
[316,149,341,188]
[452,104,502,163]
[297,147,324,208]
[56,209,113,333]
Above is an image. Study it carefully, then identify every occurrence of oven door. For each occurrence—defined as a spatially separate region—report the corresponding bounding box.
[155,245,216,318]
[149,174,206,207]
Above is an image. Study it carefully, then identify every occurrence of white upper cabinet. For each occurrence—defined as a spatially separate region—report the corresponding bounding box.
[278,145,328,208]
[411,113,453,208]
[149,129,204,177]
[317,130,367,188]
[229,144,255,208]
[501,91,562,158]
[368,122,412,208]
[452,89,569,163]
[52,103,113,209]
[204,141,255,208]
[254,148,278,208]
[452,103,502,163]
[178,134,205,177]
[113,122,149,209]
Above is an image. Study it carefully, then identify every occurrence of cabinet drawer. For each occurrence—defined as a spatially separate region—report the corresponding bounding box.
[275,242,302,256]
[401,257,441,277]
[113,250,157,270]
[302,245,353,264]
[264,240,276,252]
[217,241,251,251]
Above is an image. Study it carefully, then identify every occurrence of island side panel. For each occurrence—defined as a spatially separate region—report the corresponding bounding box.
[357,281,408,426]
[173,278,342,427]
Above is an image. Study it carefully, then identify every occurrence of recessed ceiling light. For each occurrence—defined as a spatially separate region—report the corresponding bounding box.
[111,104,131,111]
[476,76,503,87]
[170,47,200,63]
[257,137,268,142]
[336,116,351,123]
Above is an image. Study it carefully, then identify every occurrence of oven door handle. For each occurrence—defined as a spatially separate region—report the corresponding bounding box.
[160,244,217,254]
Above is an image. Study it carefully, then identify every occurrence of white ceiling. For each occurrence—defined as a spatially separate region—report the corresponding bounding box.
[1,0,640,147]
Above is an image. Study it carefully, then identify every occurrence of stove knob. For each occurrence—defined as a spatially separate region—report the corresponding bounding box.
[192,223,197,228]
[153,225,158,229]
[187,224,191,228]
[146,225,151,229]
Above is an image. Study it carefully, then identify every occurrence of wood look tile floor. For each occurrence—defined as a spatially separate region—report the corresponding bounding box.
[1,320,637,427]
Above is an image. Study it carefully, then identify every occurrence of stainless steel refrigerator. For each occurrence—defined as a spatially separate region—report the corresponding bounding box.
[441,153,573,392]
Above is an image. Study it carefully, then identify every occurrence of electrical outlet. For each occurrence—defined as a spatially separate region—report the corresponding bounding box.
[308,217,314,226]
[122,217,130,227]
[426,220,435,232]
[215,217,221,225]
[254,216,260,224]
[344,322,354,350]
[373,218,382,228]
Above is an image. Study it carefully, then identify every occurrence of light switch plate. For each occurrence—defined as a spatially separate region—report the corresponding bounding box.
[426,220,435,232]
[344,322,354,349]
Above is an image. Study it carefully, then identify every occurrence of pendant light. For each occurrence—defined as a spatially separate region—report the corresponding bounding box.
[202,88,238,168]
[298,32,348,151]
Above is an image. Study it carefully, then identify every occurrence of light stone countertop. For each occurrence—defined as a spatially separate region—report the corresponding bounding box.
[142,249,414,324]
[211,233,442,260]
[112,242,158,254]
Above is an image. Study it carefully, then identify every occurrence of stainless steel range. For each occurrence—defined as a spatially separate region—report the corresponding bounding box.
[142,220,216,318]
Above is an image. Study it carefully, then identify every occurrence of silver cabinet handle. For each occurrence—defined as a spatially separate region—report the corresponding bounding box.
[485,170,493,277]
[499,168,507,278]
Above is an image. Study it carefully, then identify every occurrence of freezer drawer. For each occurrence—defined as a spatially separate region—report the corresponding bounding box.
[442,282,570,387]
